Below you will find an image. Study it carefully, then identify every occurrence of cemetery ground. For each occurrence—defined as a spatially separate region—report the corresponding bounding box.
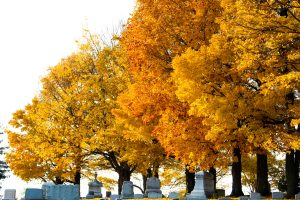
[2,171,300,200]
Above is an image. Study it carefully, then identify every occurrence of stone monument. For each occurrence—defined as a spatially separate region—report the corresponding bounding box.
[3,189,16,200]
[186,171,208,200]
[121,181,134,199]
[87,172,103,198]
[24,188,43,200]
[250,192,261,200]
[42,183,79,200]
[272,192,284,199]
[145,177,163,198]
[203,171,215,197]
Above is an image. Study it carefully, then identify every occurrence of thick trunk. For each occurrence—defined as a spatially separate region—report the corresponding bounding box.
[74,170,81,198]
[230,147,244,197]
[209,167,217,192]
[185,168,195,193]
[142,175,147,192]
[286,150,299,198]
[118,167,132,195]
[74,170,81,185]
[256,153,270,196]
[142,169,152,192]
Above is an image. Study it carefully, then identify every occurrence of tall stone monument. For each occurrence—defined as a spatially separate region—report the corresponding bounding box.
[187,171,208,200]
[87,172,103,198]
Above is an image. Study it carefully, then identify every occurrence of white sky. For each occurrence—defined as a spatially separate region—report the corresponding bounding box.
[0,0,135,197]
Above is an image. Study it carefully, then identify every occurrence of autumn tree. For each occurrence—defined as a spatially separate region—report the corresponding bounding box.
[6,34,130,189]
[0,132,8,185]
[217,0,300,196]
[172,0,300,196]
[118,0,229,194]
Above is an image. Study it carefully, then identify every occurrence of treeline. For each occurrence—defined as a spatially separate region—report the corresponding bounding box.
[6,0,300,198]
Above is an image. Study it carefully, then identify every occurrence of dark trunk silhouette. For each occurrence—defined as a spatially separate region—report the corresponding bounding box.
[230,147,244,197]
[185,167,195,193]
[118,167,132,195]
[256,153,270,196]
[209,167,217,193]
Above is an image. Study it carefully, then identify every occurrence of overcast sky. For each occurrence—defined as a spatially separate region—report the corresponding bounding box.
[0,0,135,197]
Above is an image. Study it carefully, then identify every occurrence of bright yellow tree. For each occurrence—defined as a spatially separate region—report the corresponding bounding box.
[172,0,300,196]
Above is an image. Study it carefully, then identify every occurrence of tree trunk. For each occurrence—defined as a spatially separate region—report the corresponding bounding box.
[209,167,217,193]
[256,153,270,196]
[74,170,81,185]
[185,167,195,193]
[74,170,81,198]
[286,150,300,198]
[118,167,132,195]
[143,168,152,192]
[142,174,147,192]
[230,147,244,197]
[153,163,159,178]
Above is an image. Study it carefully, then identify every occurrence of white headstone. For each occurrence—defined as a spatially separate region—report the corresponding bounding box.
[186,171,207,200]
[3,189,16,200]
[295,193,300,199]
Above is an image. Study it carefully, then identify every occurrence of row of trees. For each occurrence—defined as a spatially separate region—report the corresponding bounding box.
[5,0,300,198]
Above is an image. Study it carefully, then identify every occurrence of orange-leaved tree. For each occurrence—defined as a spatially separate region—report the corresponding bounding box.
[118,0,228,193]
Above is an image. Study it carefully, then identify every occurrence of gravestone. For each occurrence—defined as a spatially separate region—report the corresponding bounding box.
[238,196,249,200]
[250,192,261,200]
[110,194,120,200]
[168,192,179,200]
[106,191,112,198]
[272,192,284,199]
[295,193,300,199]
[145,177,162,198]
[216,189,226,197]
[86,191,95,199]
[42,182,54,198]
[121,181,134,199]
[42,184,79,200]
[3,189,16,200]
[203,172,215,197]
[87,173,103,198]
[24,188,43,200]
[218,197,231,200]
[134,194,144,199]
[186,171,207,200]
